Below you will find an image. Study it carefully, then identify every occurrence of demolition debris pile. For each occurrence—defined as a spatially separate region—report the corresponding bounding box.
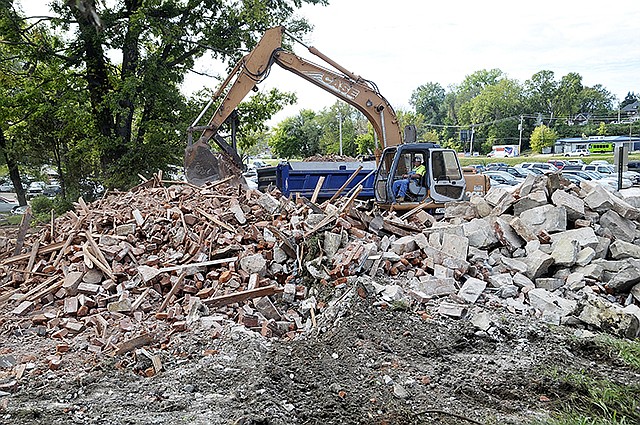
[1,171,640,380]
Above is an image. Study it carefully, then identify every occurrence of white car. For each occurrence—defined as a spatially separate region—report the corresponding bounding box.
[516,162,559,174]
[563,169,632,190]
[582,164,639,184]
[565,149,590,157]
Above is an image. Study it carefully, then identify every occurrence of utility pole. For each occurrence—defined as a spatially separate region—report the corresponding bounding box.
[470,126,475,154]
[338,112,343,156]
[518,115,523,156]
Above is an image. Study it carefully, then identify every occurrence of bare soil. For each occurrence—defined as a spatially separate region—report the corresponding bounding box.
[3,279,639,425]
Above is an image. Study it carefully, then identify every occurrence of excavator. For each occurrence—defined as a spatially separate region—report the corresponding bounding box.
[184,26,489,210]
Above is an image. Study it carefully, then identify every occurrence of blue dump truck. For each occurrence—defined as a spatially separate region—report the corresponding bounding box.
[256,160,377,201]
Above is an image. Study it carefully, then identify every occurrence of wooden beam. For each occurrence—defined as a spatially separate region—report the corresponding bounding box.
[158,257,237,273]
[325,165,362,205]
[310,176,325,204]
[158,272,186,313]
[202,285,283,308]
[114,333,155,356]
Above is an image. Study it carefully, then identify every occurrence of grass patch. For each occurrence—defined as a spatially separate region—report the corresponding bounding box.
[594,335,640,371]
[541,373,640,425]
[538,336,640,425]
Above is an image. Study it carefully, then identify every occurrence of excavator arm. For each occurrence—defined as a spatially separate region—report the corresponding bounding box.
[185,26,405,185]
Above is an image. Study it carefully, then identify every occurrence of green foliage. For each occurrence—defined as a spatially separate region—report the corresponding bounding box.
[410,82,446,125]
[269,109,322,159]
[594,335,640,371]
[530,124,558,153]
[2,0,324,191]
[28,195,73,223]
[540,373,640,425]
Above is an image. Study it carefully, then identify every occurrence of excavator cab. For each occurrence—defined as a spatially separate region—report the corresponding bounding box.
[374,144,466,210]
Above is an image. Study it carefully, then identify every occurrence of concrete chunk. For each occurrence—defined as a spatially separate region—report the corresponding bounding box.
[551,190,585,221]
[609,240,640,260]
[457,277,486,303]
[551,238,579,267]
[519,205,567,234]
[599,210,636,243]
[523,250,555,280]
[513,191,548,216]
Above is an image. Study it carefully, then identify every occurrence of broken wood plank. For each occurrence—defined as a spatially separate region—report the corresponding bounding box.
[310,176,325,204]
[157,257,237,273]
[85,231,111,272]
[114,333,155,356]
[12,207,32,256]
[195,207,235,232]
[25,238,41,274]
[158,272,186,313]
[1,240,65,265]
[325,165,362,205]
[203,285,283,308]
[267,226,297,258]
[82,245,116,281]
[16,275,58,302]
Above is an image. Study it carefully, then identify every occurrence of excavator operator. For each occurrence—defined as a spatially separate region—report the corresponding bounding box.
[393,157,426,203]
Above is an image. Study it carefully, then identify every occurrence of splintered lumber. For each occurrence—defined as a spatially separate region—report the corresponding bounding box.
[267,226,297,258]
[25,238,41,273]
[16,275,59,302]
[2,241,66,265]
[114,333,155,356]
[325,165,362,205]
[13,208,32,256]
[158,272,186,313]
[310,176,325,204]
[196,207,235,232]
[158,257,237,273]
[202,285,283,308]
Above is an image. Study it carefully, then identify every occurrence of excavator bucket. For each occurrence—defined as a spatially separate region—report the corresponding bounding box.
[184,138,247,188]
[184,139,225,186]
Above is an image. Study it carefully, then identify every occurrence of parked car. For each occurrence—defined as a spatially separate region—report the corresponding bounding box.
[490,166,530,179]
[482,170,522,186]
[566,159,586,166]
[516,162,559,174]
[582,164,640,184]
[547,160,567,170]
[43,184,62,197]
[0,182,13,192]
[565,149,590,157]
[627,160,640,171]
[562,169,632,190]
[484,163,508,171]
[0,196,19,213]
[27,181,46,198]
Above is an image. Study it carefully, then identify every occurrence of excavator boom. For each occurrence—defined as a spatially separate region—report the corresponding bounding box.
[185,26,404,185]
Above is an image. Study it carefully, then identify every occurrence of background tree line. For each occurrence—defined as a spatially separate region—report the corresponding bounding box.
[1,0,638,208]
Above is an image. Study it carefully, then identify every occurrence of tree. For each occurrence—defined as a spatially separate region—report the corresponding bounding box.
[555,72,583,117]
[620,92,638,109]
[530,124,557,153]
[524,70,559,116]
[15,0,327,188]
[269,109,321,159]
[579,84,615,116]
[409,82,445,125]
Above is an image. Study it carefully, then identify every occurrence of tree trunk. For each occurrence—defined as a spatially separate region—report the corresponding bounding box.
[0,127,27,206]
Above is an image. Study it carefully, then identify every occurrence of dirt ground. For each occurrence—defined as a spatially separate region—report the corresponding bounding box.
[3,276,639,425]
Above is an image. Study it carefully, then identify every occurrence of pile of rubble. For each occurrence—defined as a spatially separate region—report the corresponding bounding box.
[1,170,640,378]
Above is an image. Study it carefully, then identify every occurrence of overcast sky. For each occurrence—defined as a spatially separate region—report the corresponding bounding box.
[19,0,640,124]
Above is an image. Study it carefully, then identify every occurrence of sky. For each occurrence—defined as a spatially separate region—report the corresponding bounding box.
[17,0,640,125]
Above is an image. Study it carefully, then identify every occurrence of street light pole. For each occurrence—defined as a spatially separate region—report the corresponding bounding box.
[338,112,343,156]
[518,115,523,156]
